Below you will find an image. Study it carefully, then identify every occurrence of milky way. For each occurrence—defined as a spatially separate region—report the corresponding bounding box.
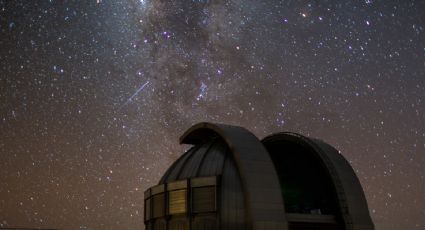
[1,0,424,229]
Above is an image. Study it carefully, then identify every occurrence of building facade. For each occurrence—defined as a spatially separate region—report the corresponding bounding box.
[144,122,374,230]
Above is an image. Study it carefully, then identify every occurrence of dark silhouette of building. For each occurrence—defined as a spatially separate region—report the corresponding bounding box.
[144,122,374,230]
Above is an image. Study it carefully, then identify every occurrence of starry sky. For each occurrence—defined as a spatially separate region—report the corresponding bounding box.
[0,0,424,229]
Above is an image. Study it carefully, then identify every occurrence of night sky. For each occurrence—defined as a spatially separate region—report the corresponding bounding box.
[1,0,424,229]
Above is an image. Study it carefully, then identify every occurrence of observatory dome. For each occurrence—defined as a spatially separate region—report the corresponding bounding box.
[144,122,374,230]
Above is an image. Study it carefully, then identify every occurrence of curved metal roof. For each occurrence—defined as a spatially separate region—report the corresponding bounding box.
[159,137,229,184]
[162,122,288,230]
[154,123,374,230]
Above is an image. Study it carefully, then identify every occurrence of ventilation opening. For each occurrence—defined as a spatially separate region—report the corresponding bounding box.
[265,140,344,229]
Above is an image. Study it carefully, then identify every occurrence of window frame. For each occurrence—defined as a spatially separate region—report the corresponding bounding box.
[167,180,188,216]
[190,176,218,214]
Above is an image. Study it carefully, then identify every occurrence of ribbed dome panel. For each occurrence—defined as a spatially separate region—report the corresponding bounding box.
[160,138,229,184]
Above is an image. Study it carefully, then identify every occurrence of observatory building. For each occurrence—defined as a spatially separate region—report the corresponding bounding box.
[144,123,374,230]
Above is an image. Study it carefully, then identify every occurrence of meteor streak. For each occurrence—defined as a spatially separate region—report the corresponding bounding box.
[119,81,150,110]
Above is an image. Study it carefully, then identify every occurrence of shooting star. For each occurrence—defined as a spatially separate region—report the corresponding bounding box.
[118,81,150,110]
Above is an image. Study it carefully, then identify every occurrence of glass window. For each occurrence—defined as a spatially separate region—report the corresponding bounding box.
[168,189,187,214]
[192,186,216,213]
[145,198,151,221]
[152,193,165,218]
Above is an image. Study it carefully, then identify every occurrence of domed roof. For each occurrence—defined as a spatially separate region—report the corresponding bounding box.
[156,122,288,229]
[159,137,229,184]
[146,122,374,230]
